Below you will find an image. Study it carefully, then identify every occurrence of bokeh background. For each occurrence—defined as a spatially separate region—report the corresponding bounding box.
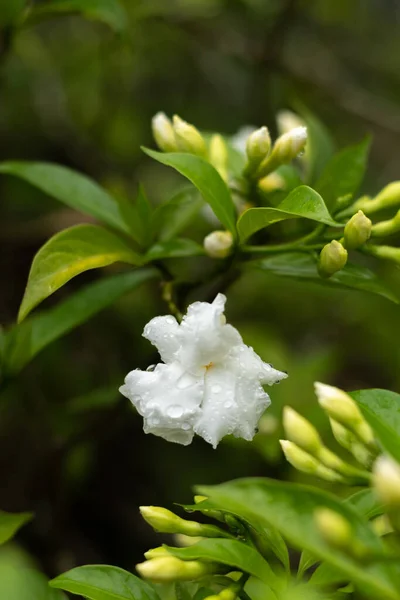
[1,0,400,584]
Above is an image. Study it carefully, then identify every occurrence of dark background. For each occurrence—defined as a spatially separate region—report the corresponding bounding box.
[0,0,400,581]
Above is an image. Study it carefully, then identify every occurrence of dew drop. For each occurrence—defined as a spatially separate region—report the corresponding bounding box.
[181,422,191,431]
[211,384,222,393]
[224,400,233,409]
[146,364,156,372]
[167,404,184,419]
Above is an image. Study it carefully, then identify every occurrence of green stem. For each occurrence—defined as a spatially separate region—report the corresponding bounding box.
[241,224,326,255]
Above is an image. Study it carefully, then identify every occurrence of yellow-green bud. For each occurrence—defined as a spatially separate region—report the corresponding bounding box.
[144,547,171,559]
[174,534,203,547]
[204,587,239,600]
[314,508,352,549]
[329,418,374,467]
[344,210,372,249]
[209,134,228,180]
[246,126,271,164]
[371,210,400,237]
[194,495,207,504]
[277,110,304,135]
[140,506,226,538]
[283,407,322,455]
[353,182,400,215]
[152,112,178,152]
[372,455,400,507]
[271,127,307,164]
[318,240,348,278]
[279,440,343,482]
[371,514,393,537]
[204,231,234,259]
[314,383,375,448]
[258,173,286,194]
[173,115,207,156]
[136,557,216,582]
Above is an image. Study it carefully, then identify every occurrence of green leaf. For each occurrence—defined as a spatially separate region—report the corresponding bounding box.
[300,109,335,183]
[254,252,398,303]
[18,224,142,321]
[25,0,128,32]
[164,539,279,591]
[144,238,204,262]
[315,138,371,209]
[0,162,139,239]
[238,186,339,242]
[351,389,400,462]
[130,185,153,248]
[0,510,32,545]
[198,478,400,600]
[142,149,237,236]
[3,268,158,376]
[50,565,160,600]
[0,0,26,26]
[0,567,66,600]
[152,186,204,242]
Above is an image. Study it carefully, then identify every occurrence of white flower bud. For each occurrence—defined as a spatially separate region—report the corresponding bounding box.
[173,115,207,156]
[283,407,322,455]
[318,240,348,278]
[314,508,352,549]
[344,210,372,249]
[372,455,400,507]
[152,112,178,152]
[329,418,374,467]
[279,440,343,482]
[271,126,307,163]
[136,557,216,582]
[204,231,234,259]
[277,110,304,135]
[246,126,271,164]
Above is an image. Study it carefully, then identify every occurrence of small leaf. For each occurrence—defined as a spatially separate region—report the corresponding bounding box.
[165,539,279,590]
[25,0,128,32]
[0,162,139,239]
[316,137,371,209]
[0,567,66,600]
[50,565,160,600]
[351,389,400,462]
[18,224,142,321]
[144,238,204,262]
[131,185,153,248]
[198,478,400,600]
[142,148,237,236]
[4,268,158,376]
[300,109,335,183]
[238,186,339,242]
[152,186,204,242]
[0,510,32,545]
[254,252,398,303]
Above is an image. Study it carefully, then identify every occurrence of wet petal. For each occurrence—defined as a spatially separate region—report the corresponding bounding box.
[229,344,287,385]
[143,315,180,363]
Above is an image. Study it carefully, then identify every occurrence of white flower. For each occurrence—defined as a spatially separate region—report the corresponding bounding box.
[120,294,286,448]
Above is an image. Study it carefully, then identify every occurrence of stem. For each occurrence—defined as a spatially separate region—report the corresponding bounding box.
[241,224,326,255]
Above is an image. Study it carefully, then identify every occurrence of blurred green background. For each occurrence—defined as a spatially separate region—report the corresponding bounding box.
[1,0,400,582]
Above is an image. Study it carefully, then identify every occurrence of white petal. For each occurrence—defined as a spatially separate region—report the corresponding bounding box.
[229,344,287,385]
[143,315,180,363]
[120,362,204,445]
[231,380,270,441]
[178,294,242,375]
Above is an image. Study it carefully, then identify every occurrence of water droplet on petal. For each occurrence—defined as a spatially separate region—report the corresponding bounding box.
[181,422,191,430]
[167,404,184,419]
[211,384,222,393]
[224,400,233,409]
[146,364,156,372]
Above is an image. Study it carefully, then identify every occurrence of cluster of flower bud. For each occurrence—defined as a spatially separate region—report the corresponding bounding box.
[140,506,231,539]
[152,112,207,157]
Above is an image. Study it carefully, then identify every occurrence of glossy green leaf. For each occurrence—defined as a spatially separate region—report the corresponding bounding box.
[238,186,339,242]
[18,224,142,321]
[301,109,335,183]
[198,478,399,600]
[316,137,371,208]
[4,268,158,376]
[0,510,32,545]
[351,389,400,462]
[145,238,204,262]
[165,539,279,590]
[152,186,204,242]
[142,149,237,235]
[0,567,66,600]
[25,0,127,32]
[50,565,160,600]
[254,252,398,303]
[0,162,138,239]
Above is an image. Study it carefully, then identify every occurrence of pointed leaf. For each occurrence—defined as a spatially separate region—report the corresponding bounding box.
[254,252,398,303]
[152,186,204,242]
[18,224,142,321]
[144,238,204,262]
[142,149,236,235]
[0,510,32,545]
[238,186,339,242]
[316,138,371,208]
[25,0,128,32]
[130,185,153,248]
[0,162,139,239]
[4,268,158,376]
[50,565,160,600]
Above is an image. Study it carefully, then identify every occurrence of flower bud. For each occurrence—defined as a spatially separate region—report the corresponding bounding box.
[271,127,307,164]
[246,126,271,165]
[205,587,238,600]
[204,231,234,259]
[314,508,352,549]
[372,455,400,507]
[314,383,375,448]
[279,440,343,482]
[173,115,207,156]
[144,547,171,559]
[140,506,228,538]
[209,134,228,180]
[277,110,304,135]
[136,556,216,582]
[258,173,286,194]
[318,240,348,278]
[329,418,374,467]
[283,407,322,455]
[344,210,372,249]
[353,182,400,215]
[152,112,178,152]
